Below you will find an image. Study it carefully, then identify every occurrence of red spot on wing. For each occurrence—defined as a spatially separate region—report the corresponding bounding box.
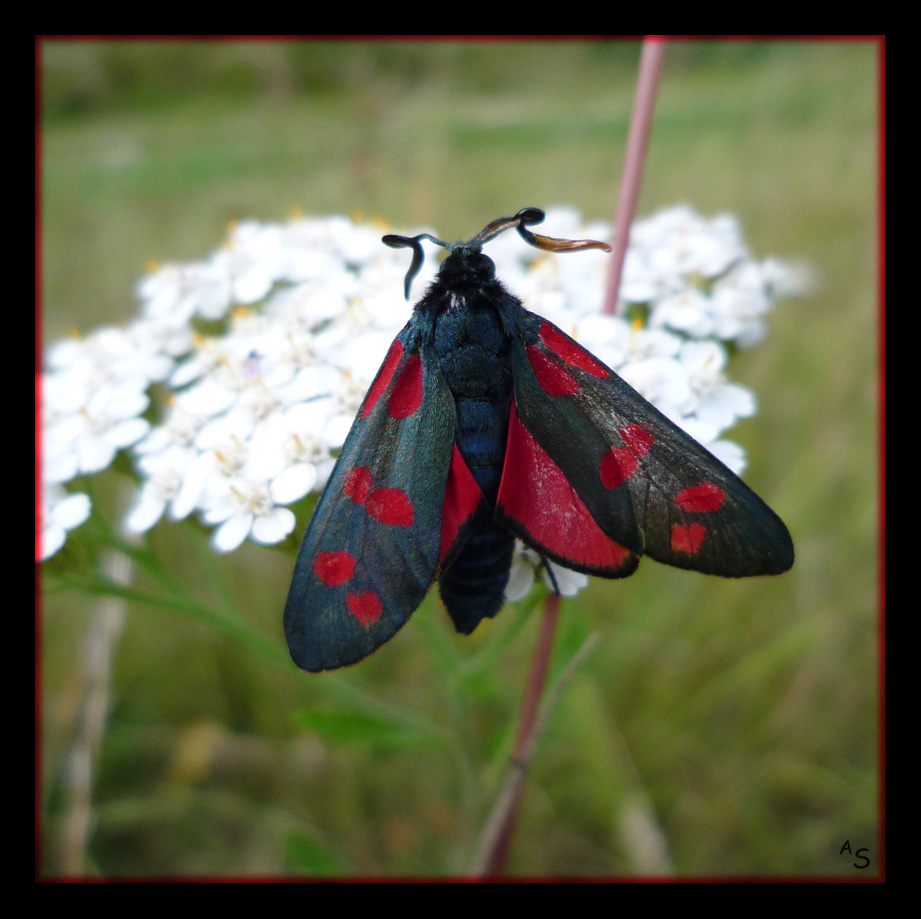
[600,426,655,489]
[539,322,610,378]
[497,403,635,572]
[622,424,654,457]
[387,352,423,418]
[366,488,414,527]
[346,590,383,626]
[440,444,485,564]
[600,447,639,489]
[344,466,373,504]
[343,468,414,526]
[362,340,404,418]
[671,522,708,555]
[313,550,357,586]
[526,345,580,397]
[675,482,725,513]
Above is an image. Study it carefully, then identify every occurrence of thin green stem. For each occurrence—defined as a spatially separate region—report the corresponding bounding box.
[54,570,290,668]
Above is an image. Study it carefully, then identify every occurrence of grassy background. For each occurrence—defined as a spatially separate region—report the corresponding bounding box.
[39,38,880,878]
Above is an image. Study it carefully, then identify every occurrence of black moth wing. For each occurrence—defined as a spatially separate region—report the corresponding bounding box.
[507,311,794,577]
[284,325,456,672]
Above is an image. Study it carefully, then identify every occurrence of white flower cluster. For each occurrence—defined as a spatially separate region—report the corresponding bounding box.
[40,316,189,558]
[40,206,808,605]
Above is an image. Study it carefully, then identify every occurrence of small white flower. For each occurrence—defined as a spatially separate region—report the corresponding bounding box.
[679,340,756,436]
[44,376,150,478]
[760,256,815,301]
[139,259,233,324]
[41,485,91,560]
[619,356,691,422]
[507,545,589,601]
[207,478,296,553]
[222,221,285,304]
[123,444,199,533]
[707,438,748,475]
[653,288,715,338]
[569,315,632,373]
[505,548,537,602]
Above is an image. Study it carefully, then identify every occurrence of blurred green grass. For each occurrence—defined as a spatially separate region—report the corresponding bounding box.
[39,38,879,878]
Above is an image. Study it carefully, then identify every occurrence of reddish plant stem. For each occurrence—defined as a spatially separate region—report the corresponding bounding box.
[513,593,561,757]
[603,37,666,317]
[477,594,561,876]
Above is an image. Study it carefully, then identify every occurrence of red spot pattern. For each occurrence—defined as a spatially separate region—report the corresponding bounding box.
[599,424,655,490]
[440,444,484,564]
[621,424,654,457]
[343,466,414,526]
[362,340,404,418]
[497,404,635,572]
[387,353,423,419]
[539,322,610,378]
[366,488,414,527]
[319,456,416,631]
[671,522,708,555]
[344,466,373,504]
[346,590,383,626]
[600,447,639,489]
[313,550,357,587]
[527,345,579,396]
[675,482,725,513]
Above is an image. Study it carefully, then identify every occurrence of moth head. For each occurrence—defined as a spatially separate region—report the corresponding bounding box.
[382,207,611,300]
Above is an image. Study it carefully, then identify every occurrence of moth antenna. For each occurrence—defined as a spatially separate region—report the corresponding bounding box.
[383,232,450,299]
[515,207,612,254]
[470,207,612,255]
[469,207,546,247]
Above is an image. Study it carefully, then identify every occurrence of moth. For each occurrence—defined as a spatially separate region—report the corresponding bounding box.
[284,208,793,671]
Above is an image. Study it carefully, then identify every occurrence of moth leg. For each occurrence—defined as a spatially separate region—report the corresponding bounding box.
[540,556,562,596]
